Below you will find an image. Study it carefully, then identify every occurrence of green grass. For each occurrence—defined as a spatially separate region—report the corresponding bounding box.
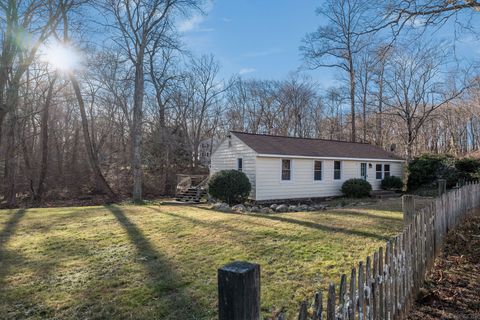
[0,199,404,319]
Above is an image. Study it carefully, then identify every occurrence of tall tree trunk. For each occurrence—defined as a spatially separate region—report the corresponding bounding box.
[349,59,356,142]
[4,113,17,207]
[70,75,117,201]
[376,70,384,147]
[35,76,56,204]
[132,56,145,202]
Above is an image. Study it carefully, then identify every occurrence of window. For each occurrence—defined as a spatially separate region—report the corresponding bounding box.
[314,161,322,181]
[360,163,367,180]
[282,159,291,181]
[237,158,243,172]
[334,161,341,180]
[384,164,390,178]
[376,164,383,179]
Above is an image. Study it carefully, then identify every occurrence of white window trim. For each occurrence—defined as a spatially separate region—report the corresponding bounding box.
[334,160,342,180]
[313,160,323,182]
[237,158,243,172]
[280,158,294,183]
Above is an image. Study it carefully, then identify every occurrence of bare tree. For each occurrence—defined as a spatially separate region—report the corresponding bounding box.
[0,0,65,207]
[105,0,200,202]
[382,41,466,161]
[301,0,372,142]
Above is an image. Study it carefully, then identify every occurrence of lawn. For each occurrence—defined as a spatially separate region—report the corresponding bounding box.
[0,199,404,319]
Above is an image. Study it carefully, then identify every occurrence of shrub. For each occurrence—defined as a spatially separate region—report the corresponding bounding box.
[381,176,403,190]
[341,178,372,198]
[208,170,251,205]
[407,154,458,191]
[455,157,480,181]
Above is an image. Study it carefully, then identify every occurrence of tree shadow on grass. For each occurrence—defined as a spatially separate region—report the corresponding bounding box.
[154,206,390,241]
[246,213,392,241]
[323,209,403,223]
[105,205,206,319]
[0,209,27,252]
[0,209,27,271]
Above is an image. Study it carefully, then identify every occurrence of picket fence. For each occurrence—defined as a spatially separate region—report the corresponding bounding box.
[217,181,480,320]
[285,181,480,320]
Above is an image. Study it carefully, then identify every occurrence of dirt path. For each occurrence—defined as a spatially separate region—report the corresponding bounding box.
[408,213,480,320]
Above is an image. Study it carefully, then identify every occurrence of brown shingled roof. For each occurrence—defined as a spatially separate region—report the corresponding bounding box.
[231,131,404,161]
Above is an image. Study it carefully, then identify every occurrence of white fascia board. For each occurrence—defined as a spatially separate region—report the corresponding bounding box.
[256,153,405,163]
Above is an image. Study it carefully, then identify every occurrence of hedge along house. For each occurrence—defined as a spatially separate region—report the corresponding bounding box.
[210,132,405,202]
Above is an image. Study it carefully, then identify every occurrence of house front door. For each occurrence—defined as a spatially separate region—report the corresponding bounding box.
[360,162,367,180]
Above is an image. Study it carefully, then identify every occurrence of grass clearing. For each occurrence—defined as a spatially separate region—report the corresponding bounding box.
[0,199,405,319]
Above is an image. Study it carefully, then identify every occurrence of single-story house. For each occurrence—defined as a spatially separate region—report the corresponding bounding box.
[210,131,405,201]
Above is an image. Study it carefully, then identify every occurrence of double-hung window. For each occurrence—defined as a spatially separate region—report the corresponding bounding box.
[282,159,291,181]
[237,158,243,172]
[376,164,383,179]
[384,164,390,178]
[334,161,341,180]
[314,161,322,181]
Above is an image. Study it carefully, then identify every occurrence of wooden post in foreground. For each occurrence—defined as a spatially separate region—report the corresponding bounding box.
[402,195,416,226]
[438,179,446,196]
[218,261,260,320]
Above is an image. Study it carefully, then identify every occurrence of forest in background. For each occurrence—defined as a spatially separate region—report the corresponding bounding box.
[1,0,480,207]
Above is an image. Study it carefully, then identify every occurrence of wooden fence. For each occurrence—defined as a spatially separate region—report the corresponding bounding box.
[217,181,480,320]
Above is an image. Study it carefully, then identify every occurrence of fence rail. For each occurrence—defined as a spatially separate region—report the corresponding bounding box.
[217,181,480,320]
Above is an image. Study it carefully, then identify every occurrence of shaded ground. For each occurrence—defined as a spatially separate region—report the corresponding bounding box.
[0,198,404,319]
[408,212,480,320]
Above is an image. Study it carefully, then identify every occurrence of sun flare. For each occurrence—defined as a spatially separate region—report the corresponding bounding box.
[42,41,81,72]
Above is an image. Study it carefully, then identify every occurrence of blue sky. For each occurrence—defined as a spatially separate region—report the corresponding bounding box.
[179,1,480,87]
[179,0,338,85]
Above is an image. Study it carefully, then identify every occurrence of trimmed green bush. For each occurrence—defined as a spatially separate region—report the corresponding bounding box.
[455,157,480,181]
[381,176,403,190]
[407,154,458,191]
[341,178,372,198]
[208,170,251,205]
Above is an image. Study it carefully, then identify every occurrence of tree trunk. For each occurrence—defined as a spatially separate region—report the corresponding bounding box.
[349,61,356,142]
[70,75,117,201]
[4,113,17,207]
[132,57,145,202]
[376,70,384,147]
[35,76,56,204]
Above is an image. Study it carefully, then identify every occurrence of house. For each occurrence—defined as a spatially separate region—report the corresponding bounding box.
[197,138,219,167]
[210,131,405,201]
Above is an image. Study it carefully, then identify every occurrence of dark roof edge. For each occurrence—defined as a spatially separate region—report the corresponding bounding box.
[230,131,405,161]
[232,131,369,145]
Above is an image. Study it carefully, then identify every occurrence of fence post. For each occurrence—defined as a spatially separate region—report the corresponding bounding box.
[437,179,446,196]
[402,195,416,226]
[218,261,260,320]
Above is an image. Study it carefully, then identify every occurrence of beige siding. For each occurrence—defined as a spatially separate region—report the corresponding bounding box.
[210,135,257,198]
[255,157,404,201]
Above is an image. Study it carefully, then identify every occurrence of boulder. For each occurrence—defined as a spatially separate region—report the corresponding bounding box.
[250,206,260,213]
[212,202,231,212]
[276,204,289,212]
[232,204,246,213]
[299,204,309,211]
[260,207,273,214]
[288,205,298,212]
[270,203,278,210]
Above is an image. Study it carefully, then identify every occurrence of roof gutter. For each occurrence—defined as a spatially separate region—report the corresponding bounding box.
[256,153,405,162]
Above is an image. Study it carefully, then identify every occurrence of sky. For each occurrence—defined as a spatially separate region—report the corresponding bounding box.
[179,0,339,86]
[178,1,480,88]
